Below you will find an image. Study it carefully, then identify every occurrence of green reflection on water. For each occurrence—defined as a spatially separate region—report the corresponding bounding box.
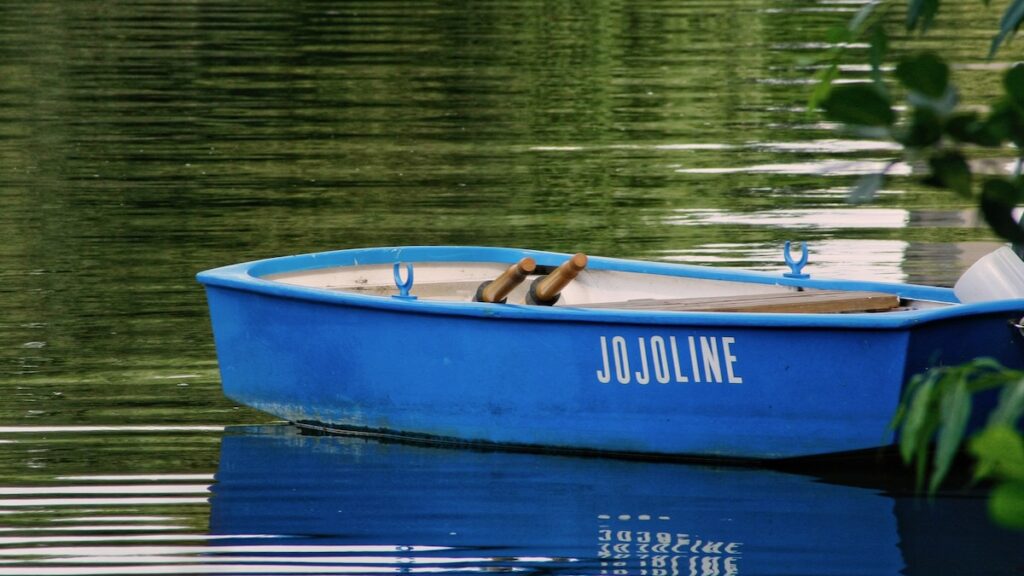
[0,1,1009,425]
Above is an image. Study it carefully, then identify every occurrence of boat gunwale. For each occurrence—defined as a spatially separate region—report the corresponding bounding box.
[195,245,1024,330]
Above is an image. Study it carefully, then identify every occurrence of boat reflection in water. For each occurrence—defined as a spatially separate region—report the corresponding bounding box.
[209,426,1013,575]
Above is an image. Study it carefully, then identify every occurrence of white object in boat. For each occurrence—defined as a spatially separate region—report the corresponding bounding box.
[955,245,1024,303]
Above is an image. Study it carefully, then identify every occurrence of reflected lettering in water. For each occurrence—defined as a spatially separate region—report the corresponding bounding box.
[208,426,903,575]
[0,426,1020,575]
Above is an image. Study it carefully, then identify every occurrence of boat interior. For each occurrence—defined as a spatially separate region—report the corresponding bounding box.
[265,260,953,314]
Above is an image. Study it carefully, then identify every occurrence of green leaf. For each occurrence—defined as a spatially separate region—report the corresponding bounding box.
[931,378,971,491]
[891,372,924,429]
[827,25,854,44]
[900,374,939,468]
[926,151,973,197]
[849,1,881,32]
[965,357,1007,374]
[991,0,1024,57]
[1000,106,1024,149]
[848,172,885,204]
[901,107,944,147]
[987,378,1024,429]
[809,64,840,112]
[896,53,950,99]
[907,0,940,31]
[984,100,1024,148]
[945,112,979,141]
[960,359,1023,395]
[970,425,1024,483]
[946,111,1004,147]
[821,84,895,126]
[980,178,1024,243]
[1006,64,1024,109]
[989,482,1024,529]
[987,101,1015,137]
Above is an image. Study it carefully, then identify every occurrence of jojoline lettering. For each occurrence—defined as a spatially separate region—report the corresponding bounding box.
[596,335,742,385]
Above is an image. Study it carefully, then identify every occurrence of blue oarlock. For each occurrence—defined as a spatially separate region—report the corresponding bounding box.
[392,262,417,300]
[783,241,810,279]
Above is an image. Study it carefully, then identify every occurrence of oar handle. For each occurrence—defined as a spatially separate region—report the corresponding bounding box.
[527,253,588,306]
[475,257,537,304]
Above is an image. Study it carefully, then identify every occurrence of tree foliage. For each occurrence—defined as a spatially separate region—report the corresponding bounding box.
[893,363,1024,529]
[816,0,1024,529]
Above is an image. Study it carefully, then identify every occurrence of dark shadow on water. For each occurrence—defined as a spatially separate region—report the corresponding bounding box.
[209,425,1023,575]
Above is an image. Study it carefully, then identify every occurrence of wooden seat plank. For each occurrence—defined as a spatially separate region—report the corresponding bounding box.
[582,290,901,314]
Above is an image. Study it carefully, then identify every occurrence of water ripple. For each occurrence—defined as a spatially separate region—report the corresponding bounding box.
[667,208,910,229]
[0,427,224,434]
[677,160,911,175]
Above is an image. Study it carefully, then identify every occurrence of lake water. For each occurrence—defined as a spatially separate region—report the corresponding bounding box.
[1,0,1021,574]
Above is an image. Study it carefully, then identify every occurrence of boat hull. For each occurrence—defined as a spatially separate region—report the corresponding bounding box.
[199,246,1024,460]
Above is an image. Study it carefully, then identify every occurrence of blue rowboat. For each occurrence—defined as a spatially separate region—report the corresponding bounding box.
[196,245,1024,460]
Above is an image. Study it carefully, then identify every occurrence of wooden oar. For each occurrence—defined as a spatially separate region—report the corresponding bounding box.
[474,257,537,303]
[527,253,587,306]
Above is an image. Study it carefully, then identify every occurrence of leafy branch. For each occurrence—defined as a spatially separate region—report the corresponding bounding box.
[814,0,1024,529]
[814,0,1024,243]
[890,360,1024,528]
